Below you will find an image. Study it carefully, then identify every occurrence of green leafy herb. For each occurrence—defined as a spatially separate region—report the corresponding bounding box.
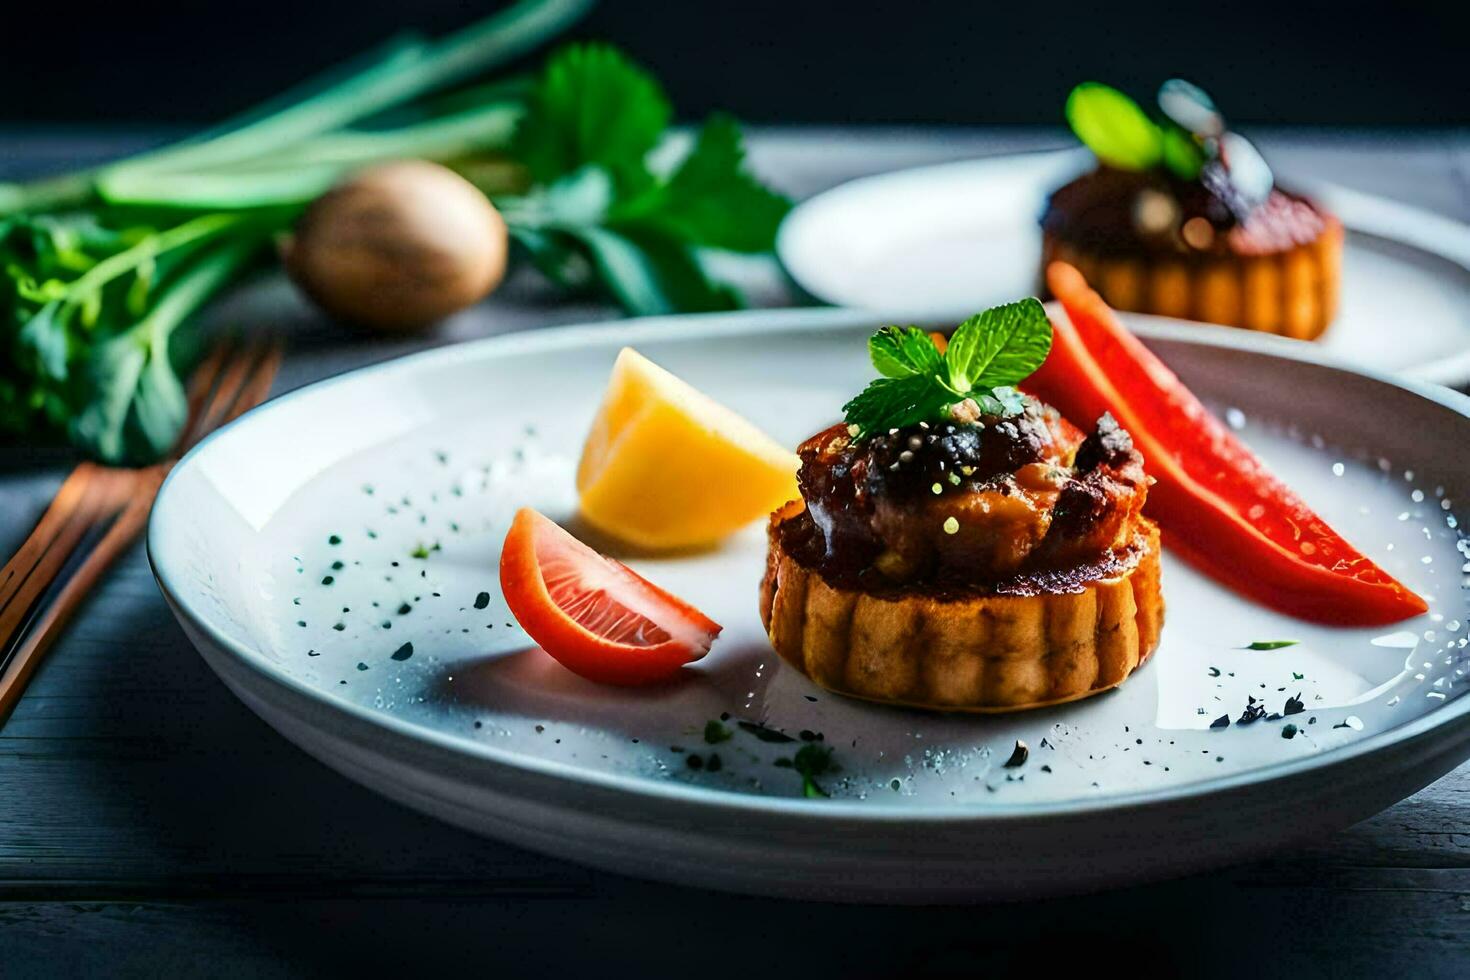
[842,374,954,438]
[842,298,1052,437]
[945,299,1055,391]
[1241,640,1299,650]
[494,43,789,316]
[703,719,732,744]
[792,743,834,799]
[512,44,670,193]
[869,325,943,380]
[0,3,788,462]
[0,212,272,462]
[1065,80,1208,181]
[0,0,595,460]
[613,114,792,254]
[1160,125,1205,181]
[1065,83,1162,171]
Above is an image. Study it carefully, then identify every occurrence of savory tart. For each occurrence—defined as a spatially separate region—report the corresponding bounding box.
[1041,81,1341,340]
[759,300,1163,712]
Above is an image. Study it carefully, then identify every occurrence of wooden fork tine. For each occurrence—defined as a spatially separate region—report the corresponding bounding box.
[170,335,235,457]
[180,335,271,453]
[0,332,287,729]
[0,462,98,609]
[179,335,258,452]
[1,334,243,614]
[0,468,127,653]
[0,332,289,729]
[0,470,160,725]
[222,337,283,426]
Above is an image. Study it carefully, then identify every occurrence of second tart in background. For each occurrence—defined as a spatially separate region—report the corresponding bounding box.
[1041,81,1342,340]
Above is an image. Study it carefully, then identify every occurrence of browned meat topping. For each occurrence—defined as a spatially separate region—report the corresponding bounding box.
[779,397,1148,594]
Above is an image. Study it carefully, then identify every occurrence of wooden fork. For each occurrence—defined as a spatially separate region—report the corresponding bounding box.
[0,334,283,726]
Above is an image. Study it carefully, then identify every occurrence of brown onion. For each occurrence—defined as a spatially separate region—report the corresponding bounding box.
[284,160,508,332]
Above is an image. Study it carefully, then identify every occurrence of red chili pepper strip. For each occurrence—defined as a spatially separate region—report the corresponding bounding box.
[1028,263,1426,625]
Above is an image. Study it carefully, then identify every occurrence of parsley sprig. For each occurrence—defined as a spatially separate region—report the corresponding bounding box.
[497,44,791,316]
[842,298,1052,438]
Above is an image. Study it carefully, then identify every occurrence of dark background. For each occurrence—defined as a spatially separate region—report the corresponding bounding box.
[2,0,1466,128]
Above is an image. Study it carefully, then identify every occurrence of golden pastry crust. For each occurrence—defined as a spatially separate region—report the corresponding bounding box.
[760,504,1164,712]
[1041,215,1342,340]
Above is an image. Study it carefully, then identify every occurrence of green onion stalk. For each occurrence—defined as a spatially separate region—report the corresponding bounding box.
[0,0,593,463]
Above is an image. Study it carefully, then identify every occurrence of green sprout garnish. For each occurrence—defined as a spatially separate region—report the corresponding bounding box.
[1065,80,1207,180]
[842,298,1052,438]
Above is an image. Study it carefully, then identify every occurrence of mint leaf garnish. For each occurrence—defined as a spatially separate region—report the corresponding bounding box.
[843,299,1052,437]
[1161,125,1205,180]
[946,298,1052,391]
[869,325,943,380]
[1065,82,1163,171]
[842,374,951,436]
[1066,79,1257,190]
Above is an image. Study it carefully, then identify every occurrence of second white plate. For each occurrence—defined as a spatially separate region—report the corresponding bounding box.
[778,149,1470,385]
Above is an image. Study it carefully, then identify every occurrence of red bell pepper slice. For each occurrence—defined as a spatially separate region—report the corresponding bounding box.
[1026,262,1426,626]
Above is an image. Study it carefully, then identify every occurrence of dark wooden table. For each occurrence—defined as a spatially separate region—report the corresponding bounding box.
[3,130,1469,978]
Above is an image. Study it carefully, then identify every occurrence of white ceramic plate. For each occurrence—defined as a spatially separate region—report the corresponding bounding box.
[778,149,1470,385]
[150,308,1470,902]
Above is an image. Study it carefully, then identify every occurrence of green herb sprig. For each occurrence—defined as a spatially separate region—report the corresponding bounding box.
[842,298,1053,438]
[496,44,791,316]
[792,743,834,799]
[0,1,790,463]
[1065,81,1207,180]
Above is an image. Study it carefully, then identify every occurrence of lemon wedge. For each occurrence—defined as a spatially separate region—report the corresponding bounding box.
[576,348,800,550]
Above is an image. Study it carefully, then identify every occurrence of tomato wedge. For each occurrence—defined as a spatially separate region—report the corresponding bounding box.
[1027,262,1426,626]
[498,508,722,686]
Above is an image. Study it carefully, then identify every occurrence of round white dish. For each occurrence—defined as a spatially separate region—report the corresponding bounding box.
[150,307,1470,902]
[777,149,1470,386]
